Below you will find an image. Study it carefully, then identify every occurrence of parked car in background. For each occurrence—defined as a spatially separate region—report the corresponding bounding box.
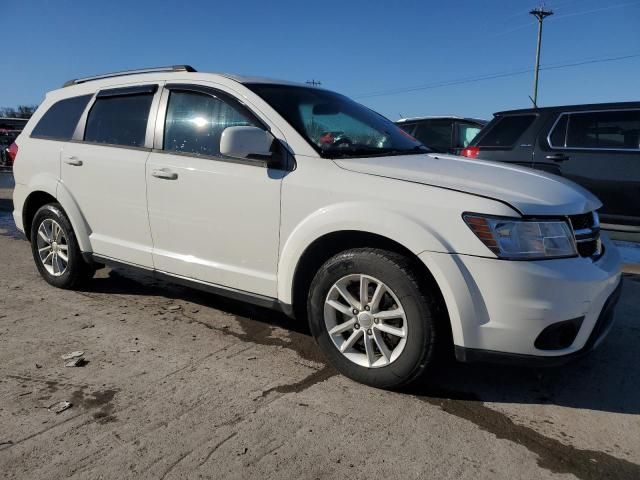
[12,66,621,389]
[0,130,20,167]
[0,118,28,168]
[462,102,640,234]
[0,118,28,130]
[396,116,486,155]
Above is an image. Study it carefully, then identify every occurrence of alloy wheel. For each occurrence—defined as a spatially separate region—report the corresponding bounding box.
[36,219,69,277]
[324,274,408,368]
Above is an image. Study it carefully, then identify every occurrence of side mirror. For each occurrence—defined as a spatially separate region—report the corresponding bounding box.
[220,126,276,164]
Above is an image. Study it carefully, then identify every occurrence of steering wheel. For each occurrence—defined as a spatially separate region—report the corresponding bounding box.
[319,132,353,149]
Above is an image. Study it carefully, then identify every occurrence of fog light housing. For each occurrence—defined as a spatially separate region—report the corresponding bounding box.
[534,317,584,350]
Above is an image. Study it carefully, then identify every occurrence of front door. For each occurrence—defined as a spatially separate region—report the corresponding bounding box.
[146,86,283,297]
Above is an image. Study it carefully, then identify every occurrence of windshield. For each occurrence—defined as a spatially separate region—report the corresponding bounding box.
[246,84,428,158]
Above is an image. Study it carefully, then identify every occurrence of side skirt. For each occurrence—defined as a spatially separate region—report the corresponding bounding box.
[85,253,295,318]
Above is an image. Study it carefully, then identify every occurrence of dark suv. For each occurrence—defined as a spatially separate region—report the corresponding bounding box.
[396,116,486,155]
[462,102,640,234]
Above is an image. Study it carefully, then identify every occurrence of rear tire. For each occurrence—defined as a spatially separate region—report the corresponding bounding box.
[30,203,94,289]
[308,248,441,389]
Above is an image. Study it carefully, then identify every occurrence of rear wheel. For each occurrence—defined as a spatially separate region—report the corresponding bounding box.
[308,248,441,389]
[30,203,94,289]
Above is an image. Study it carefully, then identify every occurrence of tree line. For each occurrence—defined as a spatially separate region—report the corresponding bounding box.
[0,105,38,119]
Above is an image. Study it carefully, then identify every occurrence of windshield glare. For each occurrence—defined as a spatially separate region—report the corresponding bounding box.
[246,84,428,158]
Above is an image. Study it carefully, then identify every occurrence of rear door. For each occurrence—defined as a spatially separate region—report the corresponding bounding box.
[535,109,640,227]
[61,84,161,266]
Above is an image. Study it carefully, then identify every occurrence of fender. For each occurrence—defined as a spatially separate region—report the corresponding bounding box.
[277,201,451,304]
[23,173,92,253]
[55,180,92,252]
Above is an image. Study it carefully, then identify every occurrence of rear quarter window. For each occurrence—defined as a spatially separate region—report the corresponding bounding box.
[477,114,536,148]
[31,94,93,140]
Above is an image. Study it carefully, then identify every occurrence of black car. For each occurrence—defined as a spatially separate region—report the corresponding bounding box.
[396,116,486,155]
[462,102,640,234]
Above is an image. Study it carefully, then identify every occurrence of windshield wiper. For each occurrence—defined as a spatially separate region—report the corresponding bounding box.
[324,145,430,159]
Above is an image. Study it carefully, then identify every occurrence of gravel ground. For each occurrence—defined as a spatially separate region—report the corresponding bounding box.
[1,172,639,480]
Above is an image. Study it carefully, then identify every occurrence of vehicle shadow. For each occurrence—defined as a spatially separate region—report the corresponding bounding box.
[410,275,640,415]
[0,197,12,212]
[80,266,311,337]
[84,266,639,415]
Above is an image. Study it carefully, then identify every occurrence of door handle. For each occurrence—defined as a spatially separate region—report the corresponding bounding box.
[63,156,83,166]
[545,153,570,162]
[151,168,178,180]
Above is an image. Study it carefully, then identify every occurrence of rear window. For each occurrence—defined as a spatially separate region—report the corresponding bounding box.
[477,114,536,148]
[84,93,154,147]
[31,95,92,140]
[566,110,640,150]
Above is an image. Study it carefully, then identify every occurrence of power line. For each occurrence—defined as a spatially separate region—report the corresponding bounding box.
[353,52,640,99]
[489,0,640,39]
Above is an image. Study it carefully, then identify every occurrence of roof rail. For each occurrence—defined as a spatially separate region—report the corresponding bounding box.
[63,65,197,87]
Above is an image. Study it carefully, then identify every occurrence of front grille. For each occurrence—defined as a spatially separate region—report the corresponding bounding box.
[569,212,594,231]
[569,212,601,259]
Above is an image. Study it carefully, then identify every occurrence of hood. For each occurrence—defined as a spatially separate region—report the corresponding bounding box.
[334,153,601,216]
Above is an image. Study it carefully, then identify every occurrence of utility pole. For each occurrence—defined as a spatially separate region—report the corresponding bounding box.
[529,5,553,107]
[306,79,322,86]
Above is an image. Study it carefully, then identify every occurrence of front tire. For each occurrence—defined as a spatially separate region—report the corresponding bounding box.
[308,248,441,389]
[30,203,94,289]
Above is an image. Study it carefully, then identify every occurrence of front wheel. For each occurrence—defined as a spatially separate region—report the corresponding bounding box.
[308,248,441,389]
[30,203,94,289]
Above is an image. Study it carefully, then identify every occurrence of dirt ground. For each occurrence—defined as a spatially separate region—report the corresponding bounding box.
[1,172,639,480]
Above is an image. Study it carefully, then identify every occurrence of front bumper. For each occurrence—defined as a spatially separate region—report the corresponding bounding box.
[419,234,622,362]
[454,279,622,366]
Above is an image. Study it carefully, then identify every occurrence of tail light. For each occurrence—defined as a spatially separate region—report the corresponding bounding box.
[7,142,18,166]
[461,146,480,159]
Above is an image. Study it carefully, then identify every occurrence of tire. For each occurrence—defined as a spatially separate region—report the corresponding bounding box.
[308,248,441,389]
[30,203,94,289]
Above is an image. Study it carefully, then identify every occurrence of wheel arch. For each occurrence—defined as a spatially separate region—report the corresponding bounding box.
[286,230,452,349]
[22,180,92,252]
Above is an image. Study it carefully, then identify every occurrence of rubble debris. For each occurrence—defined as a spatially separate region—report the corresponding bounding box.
[65,357,86,367]
[61,351,84,360]
[48,401,72,414]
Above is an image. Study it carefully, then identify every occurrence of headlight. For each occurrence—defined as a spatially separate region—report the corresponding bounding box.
[463,213,577,259]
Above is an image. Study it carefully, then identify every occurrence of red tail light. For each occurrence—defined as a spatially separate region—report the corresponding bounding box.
[461,146,480,159]
[7,142,18,166]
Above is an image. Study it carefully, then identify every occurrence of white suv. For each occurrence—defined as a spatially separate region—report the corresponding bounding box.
[12,66,622,388]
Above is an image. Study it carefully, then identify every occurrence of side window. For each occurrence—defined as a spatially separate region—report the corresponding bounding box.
[548,114,568,148]
[163,90,259,157]
[566,110,640,150]
[477,114,536,148]
[457,123,482,148]
[31,95,92,140]
[84,92,154,147]
[413,120,452,152]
